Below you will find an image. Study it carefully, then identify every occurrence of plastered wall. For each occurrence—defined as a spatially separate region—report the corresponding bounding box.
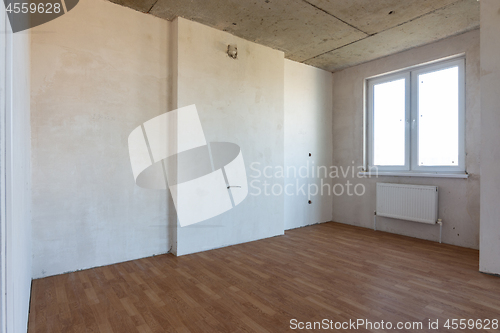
[31,0,174,278]
[1,8,32,332]
[479,0,500,274]
[174,18,285,255]
[331,30,480,249]
[284,59,333,230]
[30,1,293,272]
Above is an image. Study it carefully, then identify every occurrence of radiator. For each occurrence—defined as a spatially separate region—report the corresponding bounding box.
[376,183,438,225]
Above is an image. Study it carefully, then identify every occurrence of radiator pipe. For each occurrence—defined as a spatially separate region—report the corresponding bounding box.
[437,219,443,244]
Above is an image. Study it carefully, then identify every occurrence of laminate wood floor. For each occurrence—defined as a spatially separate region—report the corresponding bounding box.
[28,222,500,333]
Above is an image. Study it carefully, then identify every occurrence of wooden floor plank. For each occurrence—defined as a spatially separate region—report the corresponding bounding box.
[28,222,500,332]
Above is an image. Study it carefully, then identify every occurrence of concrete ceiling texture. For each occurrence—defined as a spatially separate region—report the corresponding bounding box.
[108,0,479,72]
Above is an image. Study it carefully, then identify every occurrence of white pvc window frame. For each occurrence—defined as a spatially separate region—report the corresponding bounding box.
[367,72,411,172]
[365,57,466,174]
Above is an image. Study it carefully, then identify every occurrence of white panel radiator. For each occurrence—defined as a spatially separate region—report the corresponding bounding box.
[376,183,438,224]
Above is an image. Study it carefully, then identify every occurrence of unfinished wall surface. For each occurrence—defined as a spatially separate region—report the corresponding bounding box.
[331,30,480,249]
[175,18,285,255]
[284,60,333,230]
[480,0,500,274]
[31,0,173,278]
[1,9,32,332]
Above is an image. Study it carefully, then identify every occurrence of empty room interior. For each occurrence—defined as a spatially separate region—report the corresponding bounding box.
[2,0,500,332]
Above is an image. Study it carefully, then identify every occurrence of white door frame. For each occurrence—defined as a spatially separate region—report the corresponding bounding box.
[1,6,15,333]
[0,5,8,333]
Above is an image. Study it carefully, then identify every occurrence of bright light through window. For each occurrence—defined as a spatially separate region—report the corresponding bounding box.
[373,79,406,166]
[367,57,464,173]
[418,67,459,166]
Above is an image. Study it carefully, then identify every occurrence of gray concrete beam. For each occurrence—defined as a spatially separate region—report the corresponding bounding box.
[304,0,479,72]
[104,0,479,72]
[108,0,157,13]
[306,0,458,35]
[149,0,367,62]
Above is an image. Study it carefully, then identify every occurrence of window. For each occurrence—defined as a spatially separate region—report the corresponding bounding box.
[366,57,465,173]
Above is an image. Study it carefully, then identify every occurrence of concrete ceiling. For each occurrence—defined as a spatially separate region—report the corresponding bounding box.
[108,0,479,72]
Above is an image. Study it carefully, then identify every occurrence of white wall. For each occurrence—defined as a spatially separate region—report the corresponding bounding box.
[174,18,285,255]
[331,30,480,249]
[31,0,174,278]
[29,0,344,276]
[1,7,32,332]
[480,0,500,274]
[284,60,333,230]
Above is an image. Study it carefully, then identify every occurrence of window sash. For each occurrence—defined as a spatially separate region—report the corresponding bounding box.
[365,57,465,173]
[367,72,410,171]
[410,58,465,172]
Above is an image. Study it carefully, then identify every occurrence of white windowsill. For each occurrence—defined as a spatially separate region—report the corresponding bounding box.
[357,172,469,179]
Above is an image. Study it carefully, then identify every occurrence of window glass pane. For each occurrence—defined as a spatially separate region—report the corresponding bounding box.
[373,79,406,166]
[418,66,459,166]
